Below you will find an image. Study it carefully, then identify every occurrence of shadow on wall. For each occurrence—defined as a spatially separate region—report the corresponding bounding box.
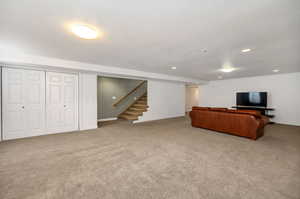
[97,76,147,120]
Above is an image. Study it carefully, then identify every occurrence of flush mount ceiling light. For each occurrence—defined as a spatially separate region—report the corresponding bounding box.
[273,69,280,73]
[241,48,252,53]
[70,24,99,39]
[220,67,235,73]
[171,66,177,70]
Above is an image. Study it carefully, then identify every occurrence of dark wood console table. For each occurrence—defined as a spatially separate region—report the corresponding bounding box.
[231,106,275,118]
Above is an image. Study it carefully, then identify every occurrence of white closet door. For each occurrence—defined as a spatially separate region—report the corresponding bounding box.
[2,68,46,140]
[46,72,78,133]
[79,73,97,130]
[25,70,46,135]
[63,74,78,131]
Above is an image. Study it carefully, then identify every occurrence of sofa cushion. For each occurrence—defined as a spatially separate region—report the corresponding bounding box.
[192,107,263,119]
[209,107,228,112]
[192,106,210,111]
[227,109,261,118]
[236,110,261,117]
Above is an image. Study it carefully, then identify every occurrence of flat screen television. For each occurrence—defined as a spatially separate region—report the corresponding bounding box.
[236,92,267,107]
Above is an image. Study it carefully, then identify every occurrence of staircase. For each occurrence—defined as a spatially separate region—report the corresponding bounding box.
[118,94,148,121]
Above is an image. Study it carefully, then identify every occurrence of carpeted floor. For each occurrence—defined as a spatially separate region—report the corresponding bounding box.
[0,117,300,199]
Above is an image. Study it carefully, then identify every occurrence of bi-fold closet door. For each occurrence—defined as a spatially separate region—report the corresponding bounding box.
[2,68,46,140]
[46,72,78,133]
[2,68,78,140]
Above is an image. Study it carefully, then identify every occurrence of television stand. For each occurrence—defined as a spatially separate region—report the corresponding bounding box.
[231,106,275,118]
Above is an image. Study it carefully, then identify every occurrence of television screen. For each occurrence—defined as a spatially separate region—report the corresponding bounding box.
[236,92,267,107]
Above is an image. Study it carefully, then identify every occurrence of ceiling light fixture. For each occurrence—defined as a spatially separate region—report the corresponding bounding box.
[70,24,99,39]
[171,66,177,70]
[220,68,235,73]
[241,48,251,53]
[218,76,223,79]
[273,69,280,73]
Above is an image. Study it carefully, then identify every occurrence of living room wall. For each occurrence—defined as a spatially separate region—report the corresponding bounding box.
[134,80,185,123]
[199,72,300,126]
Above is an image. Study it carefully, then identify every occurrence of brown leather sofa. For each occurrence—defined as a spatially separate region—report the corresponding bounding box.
[189,107,269,140]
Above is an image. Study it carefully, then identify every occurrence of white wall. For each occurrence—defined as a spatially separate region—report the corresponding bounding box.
[79,73,97,130]
[135,80,185,123]
[185,86,200,112]
[0,68,2,141]
[199,72,300,126]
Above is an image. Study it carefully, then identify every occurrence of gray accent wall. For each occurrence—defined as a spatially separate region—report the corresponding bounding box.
[97,76,147,119]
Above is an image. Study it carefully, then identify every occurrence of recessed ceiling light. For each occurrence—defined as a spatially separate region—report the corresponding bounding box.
[241,48,252,53]
[70,24,99,39]
[273,69,280,73]
[220,68,235,73]
[171,66,177,70]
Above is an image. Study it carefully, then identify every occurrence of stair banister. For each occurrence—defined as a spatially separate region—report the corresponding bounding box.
[112,80,146,107]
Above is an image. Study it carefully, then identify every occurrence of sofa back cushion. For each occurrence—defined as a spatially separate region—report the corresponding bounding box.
[192,107,228,112]
[209,107,228,112]
[192,107,261,118]
[192,106,210,111]
[227,109,261,118]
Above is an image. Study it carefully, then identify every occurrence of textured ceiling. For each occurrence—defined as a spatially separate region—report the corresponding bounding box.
[1,0,300,80]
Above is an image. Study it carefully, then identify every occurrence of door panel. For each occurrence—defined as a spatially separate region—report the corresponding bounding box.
[46,72,64,132]
[2,68,45,140]
[8,71,22,82]
[24,70,46,136]
[8,84,23,104]
[7,110,24,131]
[64,85,74,102]
[47,108,63,129]
[46,72,78,133]
[63,74,78,131]
[2,68,26,139]
[64,108,75,127]
[27,83,41,104]
[50,85,62,104]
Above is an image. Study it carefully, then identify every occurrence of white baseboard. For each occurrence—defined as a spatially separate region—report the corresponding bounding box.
[79,125,98,131]
[98,117,118,122]
[133,114,185,124]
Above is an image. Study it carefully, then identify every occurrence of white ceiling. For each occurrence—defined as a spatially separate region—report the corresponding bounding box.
[1,0,300,80]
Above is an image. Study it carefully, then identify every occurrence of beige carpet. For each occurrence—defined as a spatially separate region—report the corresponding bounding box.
[0,117,300,199]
